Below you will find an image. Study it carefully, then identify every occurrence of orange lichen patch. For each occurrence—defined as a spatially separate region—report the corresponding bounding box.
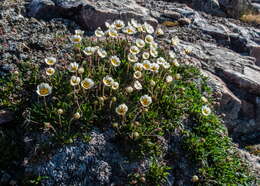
[162,21,179,27]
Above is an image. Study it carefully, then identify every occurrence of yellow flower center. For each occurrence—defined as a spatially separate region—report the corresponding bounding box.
[142,99,149,105]
[39,88,49,96]
[82,81,90,89]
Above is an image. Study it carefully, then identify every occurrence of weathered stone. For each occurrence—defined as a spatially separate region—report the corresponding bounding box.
[162,10,182,20]
[192,0,226,17]
[0,110,14,125]
[28,0,158,31]
[250,45,260,66]
[178,17,191,25]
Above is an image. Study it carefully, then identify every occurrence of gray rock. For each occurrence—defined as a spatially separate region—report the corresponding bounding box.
[28,0,158,31]
[0,110,14,126]
[192,0,226,17]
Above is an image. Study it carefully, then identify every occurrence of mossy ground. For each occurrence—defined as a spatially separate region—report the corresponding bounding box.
[0,27,257,185]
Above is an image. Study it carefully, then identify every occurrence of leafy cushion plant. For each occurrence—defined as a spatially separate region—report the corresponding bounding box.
[0,19,256,185]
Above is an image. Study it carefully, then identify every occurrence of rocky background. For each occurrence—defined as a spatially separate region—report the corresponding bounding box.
[0,0,260,185]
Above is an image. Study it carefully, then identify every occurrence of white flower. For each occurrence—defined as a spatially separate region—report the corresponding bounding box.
[201,96,208,103]
[110,56,121,67]
[70,35,82,44]
[95,27,105,37]
[78,67,85,74]
[150,48,158,58]
[83,47,95,56]
[126,86,134,93]
[145,35,154,43]
[162,62,170,69]
[97,48,107,58]
[150,63,160,73]
[75,29,84,36]
[103,76,114,87]
[172,60,180,67]
[46,67,55,76]
[150,42,158,49]
[156,27,164,36]
[143,22,154,34]
[123,25,137,35]
[140,95,152,107]
[81,78,94,89]
[108,29,118,38]
[45,57,57,66]
[68,62,79,72]
[128,53,138,63]
[157,57,166,65]
[136,39,145,48]
[166,75,173,83]
[130,46,140,55]
[142,52,150,60]
[74,112,81,119]
[36,83,52,97]
[143,60,151,70]
[105,21,112,29]
[112,81,119,90]
[137,24,145,32]
[57,109,64,114]
[133,63,143,71]
[116,104,128,115]
[70,76,81,86]
[113,20,125,30]
[171,36,180,46]
[131,19,139,28]
[202,105,211,116]
[134,80,142,90]
[169,50,176,59]
[133,71,142,79]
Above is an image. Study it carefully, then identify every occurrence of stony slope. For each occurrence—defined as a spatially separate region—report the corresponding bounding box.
[0,0,260,185]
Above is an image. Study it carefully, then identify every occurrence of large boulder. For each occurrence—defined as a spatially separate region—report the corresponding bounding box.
[28,0,158,31]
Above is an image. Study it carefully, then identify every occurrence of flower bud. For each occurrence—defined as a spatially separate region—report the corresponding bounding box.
[57,109,64,115]
[74,112,81,119]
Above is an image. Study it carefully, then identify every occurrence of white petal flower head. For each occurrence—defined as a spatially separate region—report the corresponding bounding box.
[116,104,128,116]
[172,60,180,67]
[131,19,139,28]
[169,50,176,59]
[202,105,211,116]
[75,29,84,36]
[143,22,154,34]
[162,62,170,69]
[150,63,160,73]
[113,20,125,30]
[95,27,105,37]
[103,75,114,87]
[128,53,138,63]
[45,57,57,66]
[171,36,180,46]
[150,42,158,49]
[70,76,81,86]
[108,29,118,38]
[136,39,145,48]
[78,67,85,74]
[140,95,152,107]
[157,57,166,65]
[112,81,119,90]
[70,35,82,44]
[143,60,151,70]
[142,52,150,60]
[68,62,79,72]
[126,86,134,93]
[81,78,94,89]
[46,67,55,76]
[134,80,142,90]
[130,46,140,55]
[134,71,142,79]
[145,35,154,44]
[156,27,164,36]
[166,75,173,83]
[110,56,121,67]
[74,112,81,119]
[83,47,95,56]
[36,83,52,97]
[133,63,143,71]
[150,48,158,58]
[97,48,107,58]
[123,26,137,35]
